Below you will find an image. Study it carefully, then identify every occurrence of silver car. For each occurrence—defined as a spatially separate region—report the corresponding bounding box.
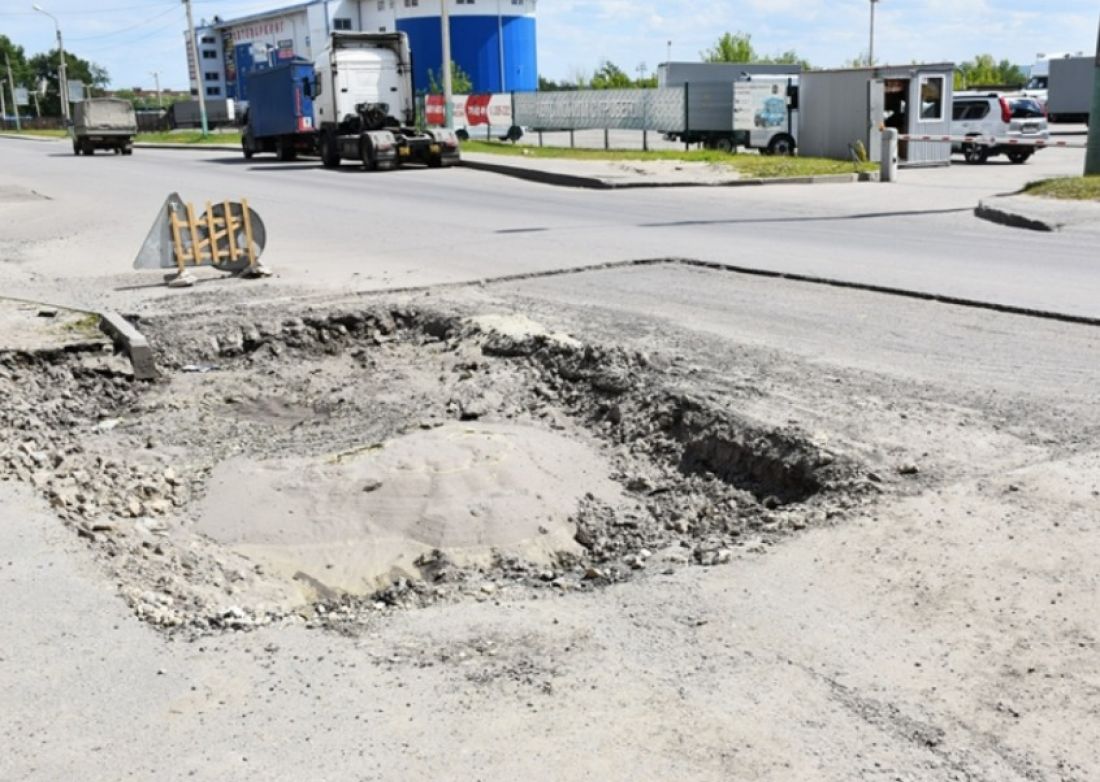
[951,92,1050,164]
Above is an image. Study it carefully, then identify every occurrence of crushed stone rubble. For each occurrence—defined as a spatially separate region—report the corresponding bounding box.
[0,303,880,636]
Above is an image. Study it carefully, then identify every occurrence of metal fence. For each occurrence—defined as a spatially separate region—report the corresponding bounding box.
[513,88,686,132]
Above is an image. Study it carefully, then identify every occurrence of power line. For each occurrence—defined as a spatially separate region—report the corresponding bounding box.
[67,4,183,42]
[77,11,187,53]
[0,3,177,17]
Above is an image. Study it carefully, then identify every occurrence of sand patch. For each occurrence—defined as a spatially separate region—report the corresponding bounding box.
[195,422,621,597]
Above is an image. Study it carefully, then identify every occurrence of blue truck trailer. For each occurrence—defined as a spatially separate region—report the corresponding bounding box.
[241,58,317,161]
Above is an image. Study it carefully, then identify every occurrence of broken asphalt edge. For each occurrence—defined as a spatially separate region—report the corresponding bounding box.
[459,157,868,189]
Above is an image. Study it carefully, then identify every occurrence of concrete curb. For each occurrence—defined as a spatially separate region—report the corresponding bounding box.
[974,200,1058,232]
[0,133,64,143]
[134,142,240,151]
[460,158,865,189]
[99,312,158,381]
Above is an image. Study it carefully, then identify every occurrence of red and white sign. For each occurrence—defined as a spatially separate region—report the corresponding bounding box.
[426,94,513,128]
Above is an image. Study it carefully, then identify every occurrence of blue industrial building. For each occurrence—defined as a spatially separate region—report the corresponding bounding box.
[188,0,538,103]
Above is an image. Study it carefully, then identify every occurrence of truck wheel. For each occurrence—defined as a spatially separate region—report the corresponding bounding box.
[767,134,796,156]
[360,138,378,171]
[82,142,94,156]
[320,133,341,168]
[123,145,133,156]
[242,136,255,160]
[73,140,81,156]
[276,138,297,162]
[715,137,734,154]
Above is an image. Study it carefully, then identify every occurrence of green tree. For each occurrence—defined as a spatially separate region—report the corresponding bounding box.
[0,36,32,87]
[954,54,1026,89]
[589,60,633,89]
[426,61,473,94]
[703,33,809,69]
[761,50,811,69]
[702,32,755,63]
[28,49,109,116]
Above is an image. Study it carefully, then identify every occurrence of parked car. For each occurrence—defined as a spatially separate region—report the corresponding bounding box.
[951,92,1049,164]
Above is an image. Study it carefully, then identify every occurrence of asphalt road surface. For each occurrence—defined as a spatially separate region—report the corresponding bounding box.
[3,135,1100,782]
[0,136,1095,318]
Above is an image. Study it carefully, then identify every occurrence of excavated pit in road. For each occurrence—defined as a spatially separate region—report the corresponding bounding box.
[0,303,872,634]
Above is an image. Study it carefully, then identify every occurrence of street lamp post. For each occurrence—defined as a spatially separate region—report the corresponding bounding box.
[32,4,69,124]
[869,0,880,67]
[150,71,162,108]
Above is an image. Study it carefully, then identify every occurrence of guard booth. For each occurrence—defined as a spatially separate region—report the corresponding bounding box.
[798,63,955,166]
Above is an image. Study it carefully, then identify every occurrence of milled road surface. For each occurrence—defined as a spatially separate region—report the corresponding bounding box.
[0,136,1096,318]
[2,136,1099,781]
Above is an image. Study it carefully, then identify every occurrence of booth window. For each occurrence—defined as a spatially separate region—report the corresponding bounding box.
[919,76,944,122]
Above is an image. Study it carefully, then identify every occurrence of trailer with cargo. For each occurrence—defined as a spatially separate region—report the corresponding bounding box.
[656,62,801,154]
[1047,56,1094,124]
[72,98,137,156]
[241,58,318,161]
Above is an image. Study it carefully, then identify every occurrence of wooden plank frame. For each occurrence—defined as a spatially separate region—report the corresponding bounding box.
[166,199,257,273]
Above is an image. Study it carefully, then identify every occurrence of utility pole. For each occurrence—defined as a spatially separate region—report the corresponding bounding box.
[32,5,69,126]
[1086,15,1100,175]
[441,0,453,128]
[496,0,505,92]
[5,52,21,131]
[868,0,879,67]
[182,0,209,136]
[150,71,162,107]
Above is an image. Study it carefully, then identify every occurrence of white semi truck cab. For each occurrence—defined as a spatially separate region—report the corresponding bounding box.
[310,31,459,170]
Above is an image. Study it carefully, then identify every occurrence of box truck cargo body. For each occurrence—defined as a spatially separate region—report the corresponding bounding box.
[242,59,317,160]
[1047,56,1094,123]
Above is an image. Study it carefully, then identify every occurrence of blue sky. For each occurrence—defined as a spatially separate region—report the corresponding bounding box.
[1,0,1096,90]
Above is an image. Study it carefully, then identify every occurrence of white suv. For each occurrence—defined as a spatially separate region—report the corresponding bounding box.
[951,92,1050,164]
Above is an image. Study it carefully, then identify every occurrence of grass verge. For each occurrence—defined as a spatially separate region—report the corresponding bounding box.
[0,129,67,138]
[2,129,240,144]
[461,140,876,178]
[1021,176,1100,201]
[137,131,242,145]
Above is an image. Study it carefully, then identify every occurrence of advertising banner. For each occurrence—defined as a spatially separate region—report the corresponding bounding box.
[425,94,513,129]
